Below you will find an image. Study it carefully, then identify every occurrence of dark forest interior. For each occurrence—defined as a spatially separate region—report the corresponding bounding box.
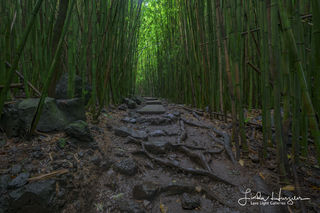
[0,0,320,212]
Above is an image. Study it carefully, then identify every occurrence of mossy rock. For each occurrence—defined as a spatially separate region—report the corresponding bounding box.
[0,98,86,137]
[65,120,93,142]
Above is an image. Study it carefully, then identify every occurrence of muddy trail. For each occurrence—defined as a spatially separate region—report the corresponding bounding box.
[69,97,280,213]
[1,97,318,213]
[86,98,263,213]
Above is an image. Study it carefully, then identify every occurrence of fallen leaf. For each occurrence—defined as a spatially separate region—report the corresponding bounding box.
[311,186,320,191]
[259,172,265,180]
[239,159,244,166]
[195,186,202,193]
[160,203,167,213]
[282,185,295,191]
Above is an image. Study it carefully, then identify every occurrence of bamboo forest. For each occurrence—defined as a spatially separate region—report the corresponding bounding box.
[0,0,320,212]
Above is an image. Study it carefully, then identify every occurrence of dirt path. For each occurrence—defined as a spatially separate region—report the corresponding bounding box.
[1,97,297,213]
[83,98,275,213]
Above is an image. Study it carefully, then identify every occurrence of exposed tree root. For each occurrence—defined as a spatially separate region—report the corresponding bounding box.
[192,111,201,121]
[126,136,223,155]
[133,144,236,186]
[178,105,204,116]
[177,119,187,144]
[210,127,236,164]
[177,145,212,172]
[181,118,236,164]
[159,183,234,208]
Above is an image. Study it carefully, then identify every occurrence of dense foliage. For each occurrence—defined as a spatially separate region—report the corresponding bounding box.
[0,0,143,122]
[137,0,320,172]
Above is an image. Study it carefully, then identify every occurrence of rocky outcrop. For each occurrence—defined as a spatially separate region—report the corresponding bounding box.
[0,98,86,137]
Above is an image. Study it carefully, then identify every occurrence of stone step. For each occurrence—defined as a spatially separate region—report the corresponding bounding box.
[143,97,158,101]
[146,100,162,105]
[137,105,166,114]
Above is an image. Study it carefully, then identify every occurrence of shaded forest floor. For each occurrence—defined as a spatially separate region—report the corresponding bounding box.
[1,98,320,213]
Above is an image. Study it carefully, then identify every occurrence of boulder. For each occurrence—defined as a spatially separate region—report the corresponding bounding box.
[181,193,200,210]
[56,98,86,123]
[8,180,55,213]
[113,159,138,176]
[132,96,143,105]
[0,175,10,194]
[123,98,137,109]
[0,98,86,137]
[55,73,91,105]
[132,182,159,201]
[65,120,93,143]
[8,173,29,189]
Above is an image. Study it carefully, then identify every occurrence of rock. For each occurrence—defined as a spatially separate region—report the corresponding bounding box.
[149,130,166,137]
[91,126,103,134]
[118,104,128,111]
[8,179,55,213]
[249,153,259,163]
[164,129,179,136]
[0,98,86,137]
[143,200,151,208]
[143,97,157,101]
[128,112,138,118]
[114,127,148,141]
[0,175,10,193]
[113,159,138,176]
[132,96,143,105]
[0,134,6,147]
[144,141,170,154]
[137,105,166,114]
[78,151,84,158]
[8,173,29,189]
[132,182,159,200]
[55,73,91,105]
[172,111,181,117]
[127,99,137,109]
[23,164,34,173]
[145,100,162,105]
[123,98,137,109]
[31,146,44,159]
[100,159,113,170]
[136,117,172,125]
[118,200,144,213]
[11,164,22,175]
[122,117,137,124]
[163,113,176,120]
[181,193,200,210]
[65,120,93,143]
[56,98,86,123]
[306,177,320,187]
[90,154,101,166]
